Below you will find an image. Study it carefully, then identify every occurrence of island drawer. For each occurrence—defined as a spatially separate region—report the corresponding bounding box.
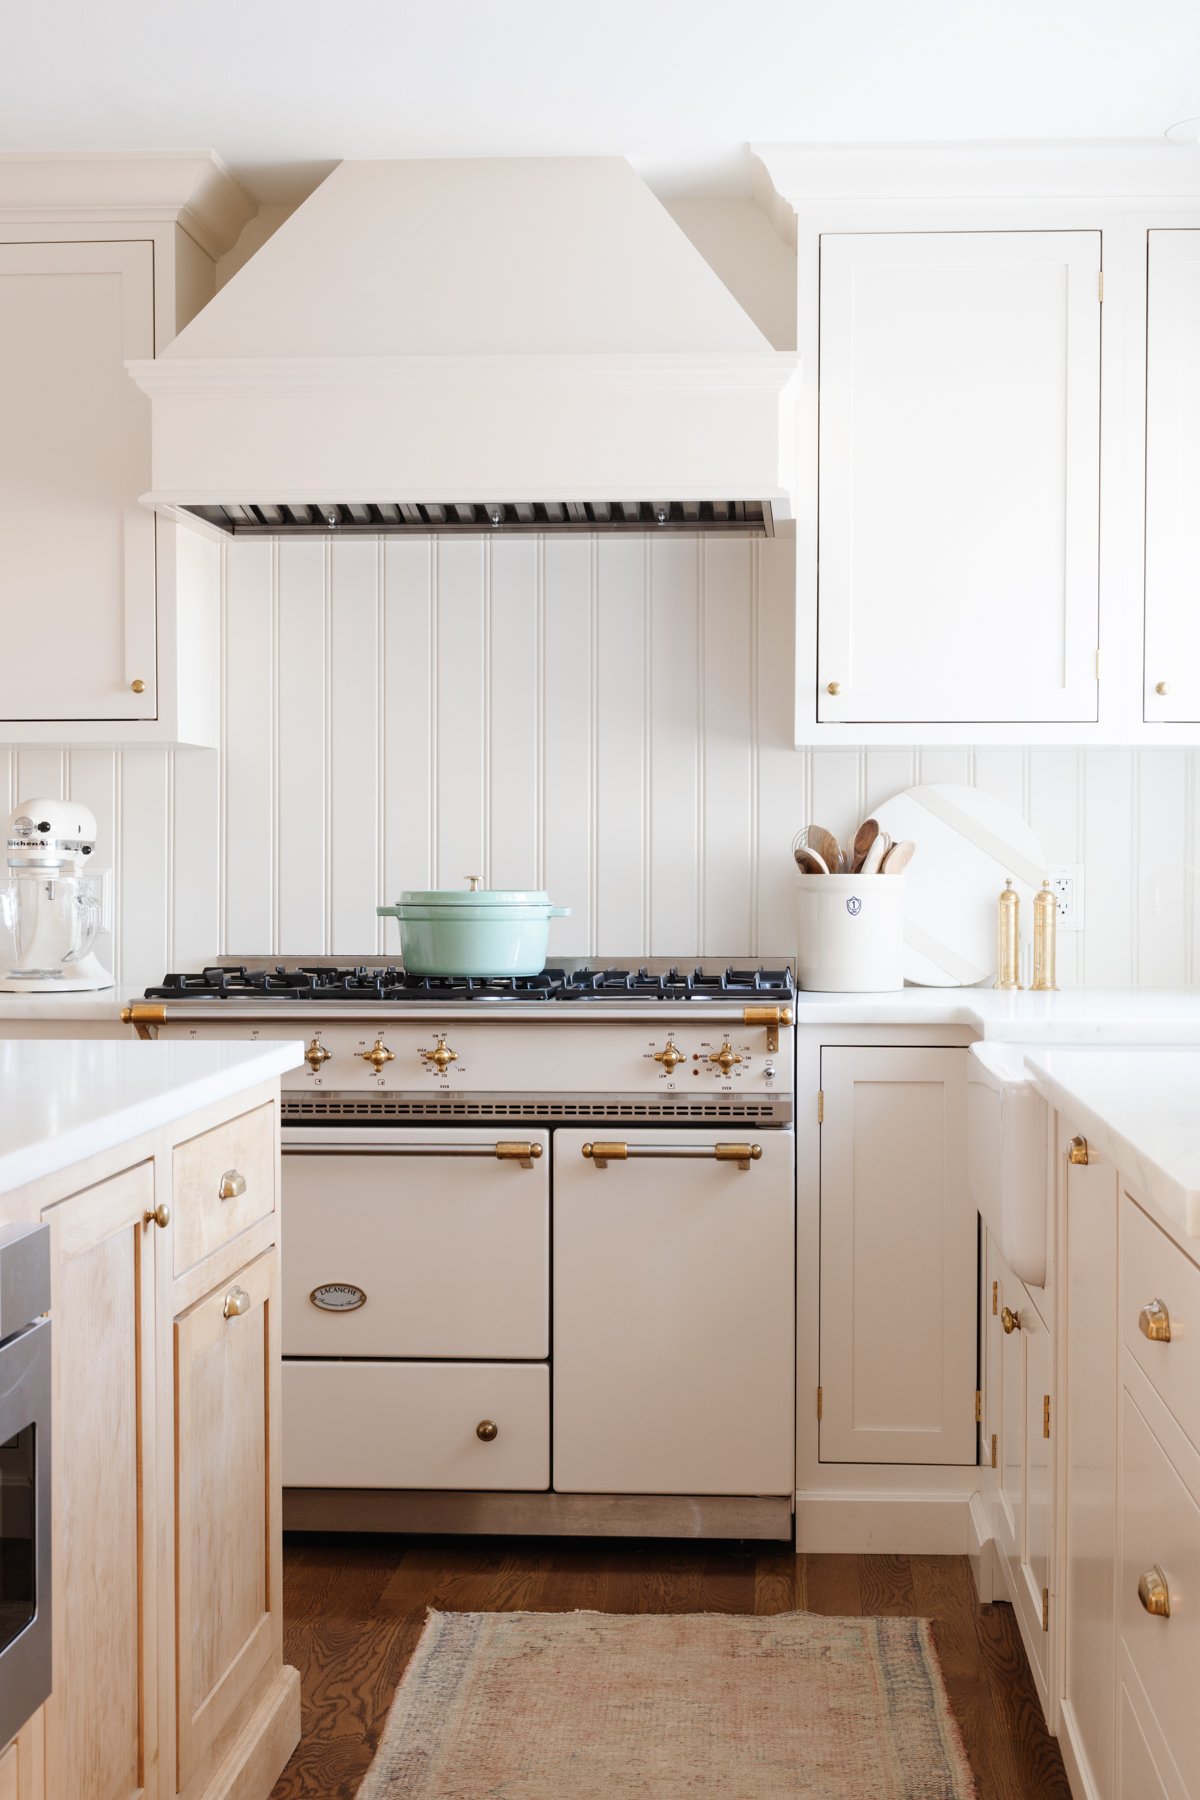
[172,1102,275,1276]
[1122,1194,1200,1454]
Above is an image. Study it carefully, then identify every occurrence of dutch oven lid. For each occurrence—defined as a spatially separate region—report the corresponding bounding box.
[395,877,555,909]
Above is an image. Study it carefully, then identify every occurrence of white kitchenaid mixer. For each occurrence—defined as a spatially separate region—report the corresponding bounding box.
[0,799,112,992]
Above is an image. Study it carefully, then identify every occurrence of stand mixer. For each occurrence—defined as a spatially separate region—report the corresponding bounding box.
[0,799,112,992]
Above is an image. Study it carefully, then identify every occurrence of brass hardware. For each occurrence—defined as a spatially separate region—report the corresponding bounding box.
[465,876,483,891]
[826,681,842,696]
[1068,1135,1089,1166]
[654,1040,685,1073]
[131,678,146,694]
[218,1169,246,1201]
[991,1433,998,1469]
[583,1141,761,1171]
[476,1420,499,1442]
[1097,270,1105,302]
[975,1390,982,1424]
[992,1280,998,1316]
[708,1039,743,1075]
[422,1035,458,1074]
[1001,1305,1021,1335]
[359,1035,396,1075]
[994,880,1023,991]
[304,1035,332,1073]
[743,1004,792,1052]
[714,1143,763,1168]
[121,1001,166,1040]
[582,1142,628,1169]
[1043,1394,1051,1439]
[1137,1565,1171,1618]
[1031,879,1058,992]
[1156,681,1170,696]
[1042,1587,1050,1632]
[144,1203,170,1229]
[222,1285,251,1320]
[817,1089,824,1123]
[1095,648,1101,680]
[816,1386,823,1422]
[495,1141,543,1169]
[1139,1299,1172,1343]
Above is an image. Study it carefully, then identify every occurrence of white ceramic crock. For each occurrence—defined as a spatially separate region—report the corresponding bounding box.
[795,874,905,992]
[377,881,570,977]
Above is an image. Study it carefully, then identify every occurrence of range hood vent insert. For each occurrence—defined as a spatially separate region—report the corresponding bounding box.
[183,499,773,538]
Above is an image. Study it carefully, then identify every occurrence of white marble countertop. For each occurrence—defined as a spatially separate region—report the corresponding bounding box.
[1024,1047,1200,1238]
[0,1038,304,1196]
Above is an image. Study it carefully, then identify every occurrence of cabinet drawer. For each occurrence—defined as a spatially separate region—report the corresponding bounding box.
[282,1360,548,1492]
[1120,1387,1200,1788]
[1119,1683,1173,1800]
[173,1103,275,1276]
[1122,1195,1200,1454]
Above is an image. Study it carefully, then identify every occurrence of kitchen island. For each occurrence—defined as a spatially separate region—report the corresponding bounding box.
[0,1036,303,1800]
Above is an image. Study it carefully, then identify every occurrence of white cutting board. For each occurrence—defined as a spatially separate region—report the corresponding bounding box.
[872,785,1047,987]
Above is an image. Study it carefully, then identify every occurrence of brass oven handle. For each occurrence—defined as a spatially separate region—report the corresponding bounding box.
[582,1142,762,1171]
[1137,1565,1171,1618]
[1139,1299,1172,1343]
[144,1203,171,1229]
[1001,1306,1022,1335]
[281,1143,543,1165]
[218,1169,246,1201]
[222,1286,252,1320]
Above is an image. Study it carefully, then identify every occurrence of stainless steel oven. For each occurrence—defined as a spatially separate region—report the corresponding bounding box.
[0,1222,51,1749]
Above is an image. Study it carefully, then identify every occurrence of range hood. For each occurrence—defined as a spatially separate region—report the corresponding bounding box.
[128,157,798,538]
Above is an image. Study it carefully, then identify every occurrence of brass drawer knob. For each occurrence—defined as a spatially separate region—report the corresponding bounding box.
[1001,1305,1022,1335]
[222,1285,252,1320]
[476,1420,499,1442]
[1139,1299,1172,1343]
[131,678,146,694]
[826,681,842,696]
[143,1202,170,1229]
[1068,1136,1089,1166]
[218,1169,246,1201]
[1155,682,1170,696]
[1137,1565,1171,1618]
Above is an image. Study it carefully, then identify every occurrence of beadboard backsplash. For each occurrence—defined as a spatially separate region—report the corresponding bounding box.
[6,534,1195,993]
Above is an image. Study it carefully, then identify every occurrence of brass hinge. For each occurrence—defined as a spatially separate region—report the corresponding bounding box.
[991,1433,998,1469]
[1042,1587,1050,1632]
[1095,648,1101,681]
[817,1089,824,1124]
[817,1386,823,1421]
[975,1389,982,1424]
[1043,1394,1051,1439]
[992,1280,998,1317]
[1098,270,1105,302]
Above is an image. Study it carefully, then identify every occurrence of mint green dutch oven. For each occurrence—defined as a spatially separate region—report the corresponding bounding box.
[377,878,570,977]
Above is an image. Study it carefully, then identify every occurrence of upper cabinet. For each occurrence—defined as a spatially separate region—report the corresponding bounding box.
[817,230,1101,728]
[0,155,255,745]
[1143,229,1200,725]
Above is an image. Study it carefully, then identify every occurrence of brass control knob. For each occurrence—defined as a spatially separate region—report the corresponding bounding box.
[358,1036,395,1075]
[422,1036,458,1074]
[305,1035,332,1073]
[654,1039,685,1073]
[708,1039,743,1075]
[1001,1305,1022,1335]
[144,1203,171,1229]
[476,1420,499,1442]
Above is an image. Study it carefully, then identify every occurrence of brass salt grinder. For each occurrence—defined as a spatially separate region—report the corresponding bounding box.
[1031,878,1059,992]
[994,879,1022,990]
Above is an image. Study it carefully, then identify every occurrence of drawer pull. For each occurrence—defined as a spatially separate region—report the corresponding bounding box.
[218,1169,247,1201]
[582,1142,762,1171]
[143,1203,171,1230]
[1000,1305,1022,1334]
[476,1420,499,1442]
[1068,1136,1089,1166]
[222,1285,252,1320]
[1138,1299,1172,1343]
[1137,1565,1171,1618]
[495,1142,543,1168]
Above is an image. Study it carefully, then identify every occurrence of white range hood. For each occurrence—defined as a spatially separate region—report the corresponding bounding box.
[128,157,798,538]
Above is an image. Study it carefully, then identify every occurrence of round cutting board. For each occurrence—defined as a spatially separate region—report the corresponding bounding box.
[871,784,1048,987]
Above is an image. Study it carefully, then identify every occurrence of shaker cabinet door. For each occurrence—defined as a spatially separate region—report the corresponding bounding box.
[0,240,156,722]
[1143,229,1200,722]
[817,229,1101,725]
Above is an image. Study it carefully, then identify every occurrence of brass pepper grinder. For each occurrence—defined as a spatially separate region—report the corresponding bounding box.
[994,879,1022,990]
[1031,879,1059,992]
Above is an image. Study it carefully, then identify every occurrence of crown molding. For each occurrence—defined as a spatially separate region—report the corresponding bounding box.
[0,151,257,259]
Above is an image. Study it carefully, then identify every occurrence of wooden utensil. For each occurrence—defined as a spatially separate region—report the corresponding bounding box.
[880,839,915,875]
[850,818,881,874]
[793,845,830,875]
[805,825,843,873]
[859,830,891,875]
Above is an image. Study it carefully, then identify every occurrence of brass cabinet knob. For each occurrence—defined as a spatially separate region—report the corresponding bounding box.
[359,1036,395,1074]
[476,1420,499,1442]
[222,1285,252,1320]
[826,681,842,696]
[708,1040,743,1075]
[131,679,146,694]
[304,1036,332,1072]
[1001,1305,1022,1335]
[422,1036,457,1073]
[1139,1299,1172,1343]
[1155,682,1170,696]
[1068,1136,1089,1166]
[654,1040,685,1072]
[218,1169,246,1201]
[143,1203,171,1229]
[1137,1565,1171,1618]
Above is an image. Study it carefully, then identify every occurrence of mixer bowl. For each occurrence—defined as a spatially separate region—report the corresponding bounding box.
[0,874,102,983]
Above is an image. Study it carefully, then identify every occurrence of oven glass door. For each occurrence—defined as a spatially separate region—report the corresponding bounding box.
[0,1318,51,1749]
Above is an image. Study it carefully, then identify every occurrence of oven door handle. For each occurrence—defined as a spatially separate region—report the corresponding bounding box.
[582,1141,763,1171]
[282,1141,543,1169]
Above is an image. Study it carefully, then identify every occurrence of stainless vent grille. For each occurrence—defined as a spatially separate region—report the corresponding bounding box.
[183,500,773,539]
[283,1092,791,1125]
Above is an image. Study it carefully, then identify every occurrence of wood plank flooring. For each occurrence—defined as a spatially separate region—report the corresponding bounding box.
[270,1534,1072,1799]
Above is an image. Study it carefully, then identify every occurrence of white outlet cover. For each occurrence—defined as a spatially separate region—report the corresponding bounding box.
[1048,864,1084,932]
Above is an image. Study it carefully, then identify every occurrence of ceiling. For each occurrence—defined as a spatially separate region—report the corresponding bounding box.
[4,0,1200,206]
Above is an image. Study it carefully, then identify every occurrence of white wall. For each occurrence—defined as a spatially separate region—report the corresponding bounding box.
[6,532,1194,993]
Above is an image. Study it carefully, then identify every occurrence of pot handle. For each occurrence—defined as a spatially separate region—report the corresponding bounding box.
[548,906,572,918]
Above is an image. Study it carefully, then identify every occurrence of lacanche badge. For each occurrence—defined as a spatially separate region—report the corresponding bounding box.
[309,1283,367,1312]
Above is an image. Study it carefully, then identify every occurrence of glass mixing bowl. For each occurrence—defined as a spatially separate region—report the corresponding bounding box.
[0,873,102,981]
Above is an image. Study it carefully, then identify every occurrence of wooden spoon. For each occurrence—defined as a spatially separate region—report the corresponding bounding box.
[859,830,891,875]
[805,825,843,873]
[850,818,881,874]
[880,839,915,875]
[794,845,830,875]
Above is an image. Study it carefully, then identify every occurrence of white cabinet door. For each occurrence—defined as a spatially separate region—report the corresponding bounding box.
[819,1047,975,1464]
[552,1127,794,1495]
[818,230,1101,725]
[1144,229,1200,723]
[0,240,156,722]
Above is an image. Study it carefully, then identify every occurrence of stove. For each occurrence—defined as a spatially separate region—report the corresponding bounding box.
[141,961,795,1006]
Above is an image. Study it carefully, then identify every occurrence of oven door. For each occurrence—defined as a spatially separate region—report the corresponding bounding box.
[552,1127,795,1497]
[0,1318,51,1750]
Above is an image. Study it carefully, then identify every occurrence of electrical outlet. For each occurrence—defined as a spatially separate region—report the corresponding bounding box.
[1047,866,1084,933]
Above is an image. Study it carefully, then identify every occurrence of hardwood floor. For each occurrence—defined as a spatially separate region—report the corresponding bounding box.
[270,1534,1072,1799]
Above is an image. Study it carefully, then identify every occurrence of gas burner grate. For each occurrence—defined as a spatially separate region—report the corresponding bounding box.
[142,963,796,1005]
